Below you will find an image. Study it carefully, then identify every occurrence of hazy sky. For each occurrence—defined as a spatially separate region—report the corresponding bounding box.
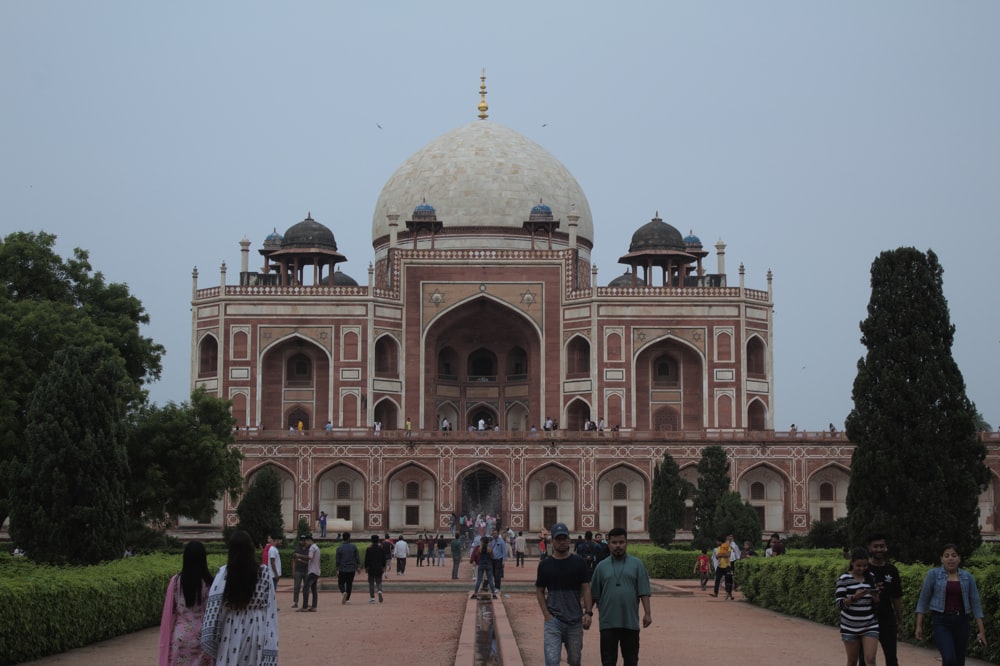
[3,2,998,430]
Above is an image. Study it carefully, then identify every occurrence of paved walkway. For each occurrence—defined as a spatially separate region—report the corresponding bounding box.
[19,557,992,665]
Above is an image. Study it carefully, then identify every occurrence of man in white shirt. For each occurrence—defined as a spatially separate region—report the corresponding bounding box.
[393,534,409,574]
[727,534,741,562]
[515,531,528,567]
[268,536,282,585]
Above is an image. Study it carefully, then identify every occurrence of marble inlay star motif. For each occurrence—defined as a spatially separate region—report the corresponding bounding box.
[520,289,536,307]
[429,289,446,307]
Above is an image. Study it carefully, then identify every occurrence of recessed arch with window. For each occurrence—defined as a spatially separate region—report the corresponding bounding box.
[199,335,218,377]
[467,348,497,379]
[597,466,647,533]
[375,335,400,377]
[286,353,312,386]
[746,336,766,377]
[737,465,787,532]
[566,335,590,377]
[544,481,559,500]
[652,353,679,387]
[287,406,309,430]
[747,399,768,431]
[808,467,849,524]
[405,481,420,500]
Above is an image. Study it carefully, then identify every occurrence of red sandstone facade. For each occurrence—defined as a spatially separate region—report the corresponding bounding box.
[190,113,1000,538]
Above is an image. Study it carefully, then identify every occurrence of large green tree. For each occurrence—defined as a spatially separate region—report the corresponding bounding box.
[234,467,285,547]
[0,231,163,525]
[648,451,689,547]
[692,445,730,550]
[8,346,131,564]
[845,247,989,564]
[712,491,762,549]
[126,388,244,526]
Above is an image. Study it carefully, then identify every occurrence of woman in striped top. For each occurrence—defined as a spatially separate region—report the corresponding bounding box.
[835,546,880,666]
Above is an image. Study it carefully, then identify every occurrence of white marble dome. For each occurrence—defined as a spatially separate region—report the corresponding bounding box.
[371,121,593,246]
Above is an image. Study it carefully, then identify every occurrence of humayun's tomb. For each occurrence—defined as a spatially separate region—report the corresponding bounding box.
[190,76,1000,538]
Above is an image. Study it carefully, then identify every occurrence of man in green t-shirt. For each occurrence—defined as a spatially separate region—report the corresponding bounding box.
[589,527,652,666]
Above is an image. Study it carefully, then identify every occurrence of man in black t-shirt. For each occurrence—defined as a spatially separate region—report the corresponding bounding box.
[860,533,904,666]
[535,522,593,666]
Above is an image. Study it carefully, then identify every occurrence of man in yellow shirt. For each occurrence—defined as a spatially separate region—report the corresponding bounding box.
[710,536,733,599]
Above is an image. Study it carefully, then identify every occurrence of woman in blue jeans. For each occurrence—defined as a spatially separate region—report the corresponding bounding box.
[915,544,987,666]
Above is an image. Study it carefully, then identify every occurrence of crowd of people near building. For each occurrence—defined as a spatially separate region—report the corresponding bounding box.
[155,524,987,666]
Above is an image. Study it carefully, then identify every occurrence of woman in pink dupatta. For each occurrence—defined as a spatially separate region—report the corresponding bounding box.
[159,541,214,666]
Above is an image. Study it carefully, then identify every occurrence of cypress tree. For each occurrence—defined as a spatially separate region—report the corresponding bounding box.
[692,445,730,550]
[648,451,688,547]
[712,491,762,549]
[8,345,131,564]
[845,248,988,564]
[234,467,285,546]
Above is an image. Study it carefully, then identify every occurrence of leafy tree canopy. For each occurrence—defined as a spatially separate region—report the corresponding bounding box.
[8,345,131,564]
[845,247,988,564]
[0,231,164,525]
[127,388,244,526]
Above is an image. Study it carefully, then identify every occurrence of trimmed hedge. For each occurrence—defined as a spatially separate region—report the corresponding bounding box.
[736,554,1000,664]
[0,545,337,665]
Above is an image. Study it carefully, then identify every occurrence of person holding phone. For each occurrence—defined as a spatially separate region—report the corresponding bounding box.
[836,546,880,666]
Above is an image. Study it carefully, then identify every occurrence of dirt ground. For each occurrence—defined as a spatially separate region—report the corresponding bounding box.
[18,559,993,665]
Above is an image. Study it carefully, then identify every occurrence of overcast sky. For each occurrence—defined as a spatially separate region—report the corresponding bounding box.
[3,1,998,431]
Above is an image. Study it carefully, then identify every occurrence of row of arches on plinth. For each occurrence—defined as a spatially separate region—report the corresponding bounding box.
[232,459,885,537]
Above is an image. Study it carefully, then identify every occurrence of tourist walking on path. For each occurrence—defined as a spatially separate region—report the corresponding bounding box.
[835,547,880,666]
[861,534,904,666]
[589,528,651,666]
[710,536,733,599]
[291,535,309,609]
[298,534,320,611]
[450,534,463,579]
[694,549,711,591]
[915,543,987,666]
[393,535,409,574]
[470,536,498,598]
[437,535,447,566]
[534,522,593,666]
[159,541,213,666]
[364,534,387,603]
[335,532,361,604]
[201,530,278,666]
[266,536,282,610]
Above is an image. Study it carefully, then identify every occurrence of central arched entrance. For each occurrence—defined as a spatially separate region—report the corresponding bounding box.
[424,296,541,431]
[461,468,504,526]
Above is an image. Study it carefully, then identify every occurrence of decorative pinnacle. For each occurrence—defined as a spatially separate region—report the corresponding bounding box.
[477,68,489,120]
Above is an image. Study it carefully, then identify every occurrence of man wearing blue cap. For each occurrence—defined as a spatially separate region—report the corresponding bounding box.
[535,522,593,666]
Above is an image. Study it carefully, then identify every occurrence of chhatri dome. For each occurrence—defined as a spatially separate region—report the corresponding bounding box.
[371,73,593,256]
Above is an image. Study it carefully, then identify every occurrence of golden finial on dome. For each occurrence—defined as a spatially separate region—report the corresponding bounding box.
[477,68,489,120]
